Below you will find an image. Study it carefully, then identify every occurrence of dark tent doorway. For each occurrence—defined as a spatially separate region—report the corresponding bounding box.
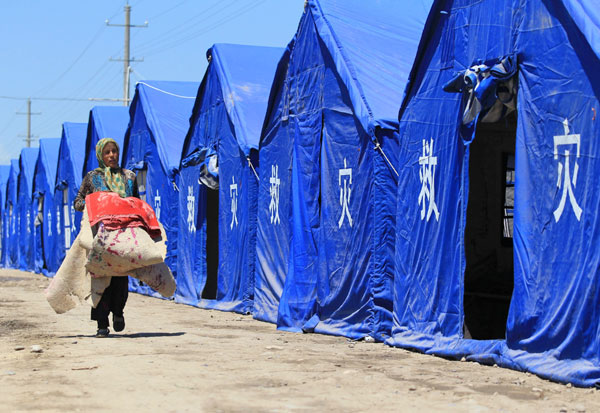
[464,111,517,340]
[202,187,219,299]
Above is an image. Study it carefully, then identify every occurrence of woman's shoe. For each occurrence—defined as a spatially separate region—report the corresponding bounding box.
[96,328,110,337]
[113,315,125,332]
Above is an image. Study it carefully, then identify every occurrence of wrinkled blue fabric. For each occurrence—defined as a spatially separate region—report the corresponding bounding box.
[17,147,39,271]
[390,0,600,387]
[53,122,87,271]
[178,44,282,312]
[32,138,61,276]
[0,164,11,267]
[4,160,19,268]
[258,0,431,339]
[123,80,199,298]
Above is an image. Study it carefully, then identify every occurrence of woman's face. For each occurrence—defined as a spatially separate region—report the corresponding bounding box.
[102,142,119,169]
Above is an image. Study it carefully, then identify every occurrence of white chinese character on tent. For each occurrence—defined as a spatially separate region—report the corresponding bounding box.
[230,176,238,229]
[56,206,61,235]
[418,138,440,222]
[26,210,31,234]
[70,206,76,234]
[47,211,52,237]
[186,186,196,233]
[553,119,582,222]
[154,189,161,221]
[338,158,353,228]
[269,164,281,225]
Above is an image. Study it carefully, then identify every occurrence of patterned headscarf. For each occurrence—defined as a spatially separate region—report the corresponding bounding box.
[95,138,127,198]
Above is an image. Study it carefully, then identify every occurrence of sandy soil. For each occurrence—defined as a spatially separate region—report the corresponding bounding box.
[0,269,598,412]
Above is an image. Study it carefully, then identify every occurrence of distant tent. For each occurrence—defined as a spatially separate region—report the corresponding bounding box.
[4,160,19,268]
[256,0,431,339]
[122,80,199,297]
[389,0,600,387]
[0,164,11,267]
[32,138,61,276]
[83,106,130,172]
[178,44,283,311]
[53,122,87,269]
[17,147,39,271]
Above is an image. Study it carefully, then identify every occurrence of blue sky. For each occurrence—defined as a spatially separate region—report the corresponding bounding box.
[0,0,305,164]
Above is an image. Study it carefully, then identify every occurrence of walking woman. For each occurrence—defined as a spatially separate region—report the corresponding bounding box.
[74,138,139,337]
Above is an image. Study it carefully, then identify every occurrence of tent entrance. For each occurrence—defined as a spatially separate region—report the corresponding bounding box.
[202,187,219,299]
[463,111,517,340]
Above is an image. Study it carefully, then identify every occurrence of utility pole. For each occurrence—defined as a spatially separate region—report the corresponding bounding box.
[106,2,147,106]
[16,98,41,147]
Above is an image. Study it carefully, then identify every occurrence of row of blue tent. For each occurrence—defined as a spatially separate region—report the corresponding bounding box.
[1,0,598,387]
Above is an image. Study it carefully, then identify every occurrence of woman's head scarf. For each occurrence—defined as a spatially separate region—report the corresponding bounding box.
[95,138,127,197]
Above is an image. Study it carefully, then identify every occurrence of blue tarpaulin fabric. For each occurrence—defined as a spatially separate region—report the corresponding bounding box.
[178,44,282,312]
[4,160,19,268]
[0,164,11,266]
[17,147,39,271]
[32,138,61,276]
[257,0,431,339]
[562,0,600,60]
[123,80,199,297]
[53,122,87,271]
[83,106,130,172]
[389,0,600,387]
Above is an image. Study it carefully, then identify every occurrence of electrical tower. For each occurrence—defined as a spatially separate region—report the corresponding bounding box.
[106,3,147,105]
[16,98,41,147]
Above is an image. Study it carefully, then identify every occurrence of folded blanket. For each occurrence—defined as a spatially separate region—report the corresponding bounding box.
[85,224,165,277]
[85,192,161,237]
[45,207,176,314]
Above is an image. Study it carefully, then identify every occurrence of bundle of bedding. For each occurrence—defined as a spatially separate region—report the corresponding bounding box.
[46,192,176,314]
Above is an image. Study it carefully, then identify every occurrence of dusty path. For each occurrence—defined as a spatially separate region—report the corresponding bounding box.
[0,269,598,412]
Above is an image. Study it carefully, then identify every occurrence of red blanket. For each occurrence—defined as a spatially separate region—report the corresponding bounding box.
[85,192,161,237]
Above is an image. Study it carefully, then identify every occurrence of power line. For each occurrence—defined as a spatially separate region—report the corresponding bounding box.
[134,0,229,53]
[0,95,99,102]
[142,0,267,57]
[147,0,189,21]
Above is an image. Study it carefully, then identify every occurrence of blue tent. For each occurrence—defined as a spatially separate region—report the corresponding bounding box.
[32,138,61,276]
[17,147,39,271]
[54,122,87,268]
[256,0,431,339]
[122,80,199,297]
[389,0,600,387]
[4,160,19,268]
[83,106,130,172]
[178,44,283,311]
[0,164,11,267]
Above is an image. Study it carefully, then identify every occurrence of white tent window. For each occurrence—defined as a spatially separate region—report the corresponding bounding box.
[63,189,71,248]
[136,168,147,202]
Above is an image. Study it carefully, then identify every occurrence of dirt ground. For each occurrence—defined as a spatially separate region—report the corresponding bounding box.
[0,269,598,412]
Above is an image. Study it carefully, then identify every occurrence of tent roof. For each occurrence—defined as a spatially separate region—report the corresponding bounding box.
[60,122,88,186]
[562,0,600,60]
[308,0,432,133]
[36,138,61,191]
[132,80,199,175]
[206,43,284,155]
[86,106,130,166]
[18,147,39,194]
